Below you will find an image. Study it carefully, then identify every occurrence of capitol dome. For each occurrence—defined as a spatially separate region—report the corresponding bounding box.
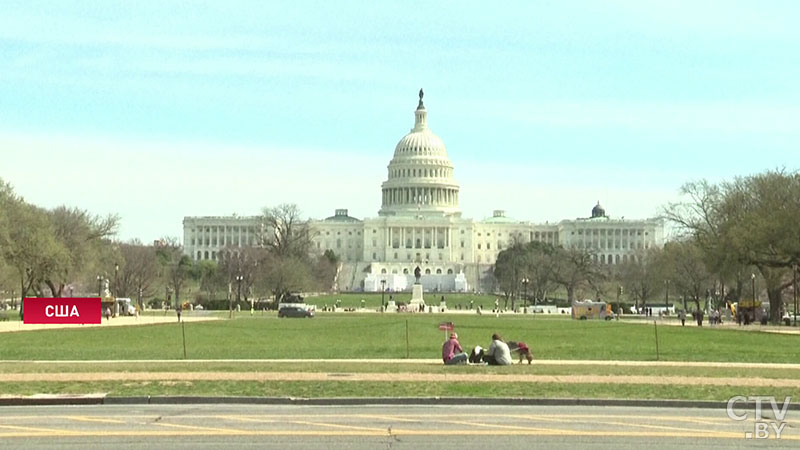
[379,89,460,217]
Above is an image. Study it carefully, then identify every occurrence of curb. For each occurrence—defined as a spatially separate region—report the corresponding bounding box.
[4,396,800,410]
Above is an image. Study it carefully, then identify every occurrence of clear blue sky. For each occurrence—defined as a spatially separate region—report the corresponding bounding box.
[2,1,798,242]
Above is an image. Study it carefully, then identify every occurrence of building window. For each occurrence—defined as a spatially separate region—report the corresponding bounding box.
[381,268,387,274]
[425,269,431,274]
[394,252,398,259]
[436,269,442,274]
[478,244,482,250]
[487,243,491,250]
[372,252,376,259]
[403,268,409,274]
[461,241,465,248]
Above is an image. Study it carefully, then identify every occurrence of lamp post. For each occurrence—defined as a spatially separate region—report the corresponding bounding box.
[751,273,756,324]
[665,280,670,309]
[236,274,243,311]
[138,287,143,313]
[97,275,103,298]
[521,278,529,308]
[380,279,386,312]
[114,263,119,299]
[794,264,798,326]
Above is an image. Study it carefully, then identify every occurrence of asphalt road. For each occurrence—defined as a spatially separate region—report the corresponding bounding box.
[0,404,797,449]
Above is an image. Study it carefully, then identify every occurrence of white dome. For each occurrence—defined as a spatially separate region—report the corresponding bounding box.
[379,90,460,217]
[393,129,449,160]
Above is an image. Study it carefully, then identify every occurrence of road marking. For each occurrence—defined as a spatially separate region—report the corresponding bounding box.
[0,424,79,435]
[288,420,385,432]
[211,415,277,424]
[152,422,249,434]
[66,415,126,424]
[0,428,792,439]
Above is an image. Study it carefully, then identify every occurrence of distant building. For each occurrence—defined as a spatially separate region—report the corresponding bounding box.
[183,90,664,291]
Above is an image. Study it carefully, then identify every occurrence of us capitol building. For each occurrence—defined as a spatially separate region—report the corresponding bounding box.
[183,90,664,292]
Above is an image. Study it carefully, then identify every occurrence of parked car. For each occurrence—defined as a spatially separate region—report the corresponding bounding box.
[278,305,314,318]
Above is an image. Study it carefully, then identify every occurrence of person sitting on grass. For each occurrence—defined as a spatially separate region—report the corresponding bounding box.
[483,333,512,366]
[442,333,468,365]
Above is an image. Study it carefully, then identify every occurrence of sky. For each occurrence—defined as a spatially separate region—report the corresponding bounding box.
[1,1,799,242]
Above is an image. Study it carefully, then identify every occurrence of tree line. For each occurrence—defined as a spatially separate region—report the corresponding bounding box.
[492,169,800,323]
[0,178,337,310]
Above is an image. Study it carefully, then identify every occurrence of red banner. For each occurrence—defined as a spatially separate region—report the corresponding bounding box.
[438,322,454,331]
[23,297,102,324]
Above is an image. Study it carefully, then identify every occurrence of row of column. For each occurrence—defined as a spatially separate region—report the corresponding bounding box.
[385,227,451,249]
[382,187,459,207]
[195,225,251,248]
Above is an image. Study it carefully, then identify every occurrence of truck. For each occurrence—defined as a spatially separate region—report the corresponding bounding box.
[115,298,137,316]
[572,300,614,320]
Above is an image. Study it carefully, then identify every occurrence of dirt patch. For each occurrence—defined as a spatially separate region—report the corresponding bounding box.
[2,371,800,387]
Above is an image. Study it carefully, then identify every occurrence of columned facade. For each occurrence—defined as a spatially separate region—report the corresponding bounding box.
[182,91,665,292]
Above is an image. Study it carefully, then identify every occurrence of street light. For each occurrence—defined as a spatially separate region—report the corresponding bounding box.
[236,274,244,311]
[794,264,798,326]
[521,278,529,308]
[114,263,119,299]
[665,280,670,309]
[380,279,386,312]
[751,273,756,325]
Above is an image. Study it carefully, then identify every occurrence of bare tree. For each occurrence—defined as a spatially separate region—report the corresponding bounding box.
[118,240,160,309]
[258,204,314,259]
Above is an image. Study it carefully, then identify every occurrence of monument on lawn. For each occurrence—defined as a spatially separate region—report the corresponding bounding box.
[410,265,425,307]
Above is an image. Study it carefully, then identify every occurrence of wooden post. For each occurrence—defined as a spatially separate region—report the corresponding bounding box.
[653,320,659,361]
[406,319,410,359]
[181,319,187,359]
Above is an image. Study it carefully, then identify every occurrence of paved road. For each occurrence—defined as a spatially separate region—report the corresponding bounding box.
[0,404,796,449]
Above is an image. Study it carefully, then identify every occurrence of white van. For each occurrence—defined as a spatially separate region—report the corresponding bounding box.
[116,298,137,316]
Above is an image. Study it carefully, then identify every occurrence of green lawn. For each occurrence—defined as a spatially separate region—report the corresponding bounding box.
[305,292,503,309]
[2,314,799,363]
[2,380,797,402]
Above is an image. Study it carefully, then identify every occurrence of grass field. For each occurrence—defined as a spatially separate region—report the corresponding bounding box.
[305,292,502,309]
[2,313,799,362]
[3,313,799,400]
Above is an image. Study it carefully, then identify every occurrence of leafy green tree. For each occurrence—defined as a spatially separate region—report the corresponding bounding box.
[156,238,192,308]
[193,259,225,304]
[42,206,118,297]
[665,170,800,322]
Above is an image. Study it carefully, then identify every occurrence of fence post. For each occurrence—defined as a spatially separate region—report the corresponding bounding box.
[406,319,410,359]
[653,320,659,361]
[181,319,187,359]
